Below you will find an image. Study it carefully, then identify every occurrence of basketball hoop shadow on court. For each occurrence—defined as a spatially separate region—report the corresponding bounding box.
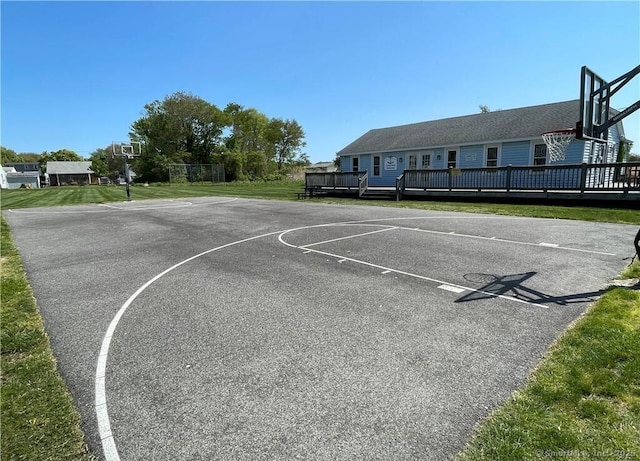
[457,272,605,306]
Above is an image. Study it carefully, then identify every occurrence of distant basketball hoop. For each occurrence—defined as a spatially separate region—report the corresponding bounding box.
[541,129,576,162]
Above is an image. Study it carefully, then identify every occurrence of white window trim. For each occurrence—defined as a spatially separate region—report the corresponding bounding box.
[485,145,500,167]
[351,155,360,172]
[531,141,547,166]
[408,154,418,170]
[421,151,433,169]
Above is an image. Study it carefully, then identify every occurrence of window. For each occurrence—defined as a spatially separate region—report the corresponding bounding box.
[421,154,431,169]
[447,150,457,168]
[408,155,417,169]
[486,147,498,167]
[533,144,547,165]
[373,156,380,176]
[352,157,359,172]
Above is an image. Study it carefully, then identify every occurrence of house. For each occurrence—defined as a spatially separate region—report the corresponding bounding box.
[4,162,41,174]
[306,162,338,173]
[2,165,41,189]
[46,161,94,186]
[336,100,626,187]
[0,165,7,189]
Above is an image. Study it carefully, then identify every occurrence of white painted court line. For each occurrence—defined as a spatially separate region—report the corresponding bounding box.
[438,285,466,294]
[322,217,615,256]
[394,226,615,256]
[8,197,239,214]
[300,227,397,248]
[95,229,284,461]
[277,226,544,308]
[94,213,591,460]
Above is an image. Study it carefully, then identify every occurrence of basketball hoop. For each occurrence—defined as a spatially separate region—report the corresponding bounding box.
[542,129,576,162]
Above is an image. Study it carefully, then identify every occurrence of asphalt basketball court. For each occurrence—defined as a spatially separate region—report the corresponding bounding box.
[5,197,637,460]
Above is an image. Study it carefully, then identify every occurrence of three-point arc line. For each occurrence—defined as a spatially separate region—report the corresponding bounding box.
[95,216,610,460]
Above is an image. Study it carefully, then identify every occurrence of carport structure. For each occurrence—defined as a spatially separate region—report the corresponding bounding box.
[46,161,94,186]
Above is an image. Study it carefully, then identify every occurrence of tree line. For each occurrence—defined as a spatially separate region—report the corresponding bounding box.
[1,92,308,183]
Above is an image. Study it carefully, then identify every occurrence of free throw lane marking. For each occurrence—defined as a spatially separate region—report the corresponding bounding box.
[277,225,544,308]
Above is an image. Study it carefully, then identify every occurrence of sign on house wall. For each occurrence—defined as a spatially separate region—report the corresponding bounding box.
[384,156,398,171]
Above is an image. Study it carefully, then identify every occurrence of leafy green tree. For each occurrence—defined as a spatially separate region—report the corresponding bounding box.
[88,146,124,179]
[19,153,41,163]
[224,103,269,154]
[245,151,268,179]
[1,146,21,164]
[212,150,245,182]
[130,92,228,181]
[265,118,306,170]
[38,149,83,172]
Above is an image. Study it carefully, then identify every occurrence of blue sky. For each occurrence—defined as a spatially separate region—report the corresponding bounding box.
[2,1,639,163]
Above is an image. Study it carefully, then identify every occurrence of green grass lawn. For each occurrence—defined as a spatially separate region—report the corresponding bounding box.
[456,273,640,461]
[1,182,639,460]
[1,182,639,224]
[1,218,94,460]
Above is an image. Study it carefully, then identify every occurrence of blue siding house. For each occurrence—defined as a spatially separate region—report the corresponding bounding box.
[336,100,628,187]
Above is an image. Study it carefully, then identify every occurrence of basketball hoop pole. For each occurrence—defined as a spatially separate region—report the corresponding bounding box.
[112,142,139,201]
[124,156,131,201]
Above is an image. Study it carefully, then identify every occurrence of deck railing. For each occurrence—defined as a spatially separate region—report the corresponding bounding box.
[305,171,365,189]
[400,162,640,193]
[358,171,368,197]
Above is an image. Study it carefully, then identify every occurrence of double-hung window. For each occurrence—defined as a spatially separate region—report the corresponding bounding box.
[533,144,547,166]
[373,155,381,176]
[486,147,498,167]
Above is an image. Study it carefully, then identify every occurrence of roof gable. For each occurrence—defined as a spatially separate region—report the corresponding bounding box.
[46,161,94,174]
[338,100,580,155]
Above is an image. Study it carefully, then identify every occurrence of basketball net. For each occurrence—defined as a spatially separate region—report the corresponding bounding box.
[542,129,575,162]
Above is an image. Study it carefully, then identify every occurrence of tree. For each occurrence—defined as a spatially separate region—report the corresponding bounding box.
[88,146,124,179]
[245,151,268,179]
[38,149,83,172]
[1,146,21,164]
[223,104,269,155]
[212,150,245,182]
[130,92,228,181]
[479,104,491,113]
[265,118,306,171]
[20,153,41,163]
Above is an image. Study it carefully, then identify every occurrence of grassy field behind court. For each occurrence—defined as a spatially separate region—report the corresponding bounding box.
[1,182,639,460]
[1,182,639,224]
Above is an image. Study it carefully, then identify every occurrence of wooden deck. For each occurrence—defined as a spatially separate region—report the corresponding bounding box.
[303,163,640,206]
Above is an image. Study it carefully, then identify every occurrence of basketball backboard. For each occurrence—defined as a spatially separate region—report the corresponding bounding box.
[577,66,608,140]
[577,64,640,141]
[111,141,142,158]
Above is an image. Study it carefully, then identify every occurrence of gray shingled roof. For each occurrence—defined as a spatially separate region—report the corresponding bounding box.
[46,161,94,174]
[338,100,580,155]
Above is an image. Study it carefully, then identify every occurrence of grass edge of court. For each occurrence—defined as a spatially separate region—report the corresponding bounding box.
[455,260,640,461]
[0,216,95,461]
